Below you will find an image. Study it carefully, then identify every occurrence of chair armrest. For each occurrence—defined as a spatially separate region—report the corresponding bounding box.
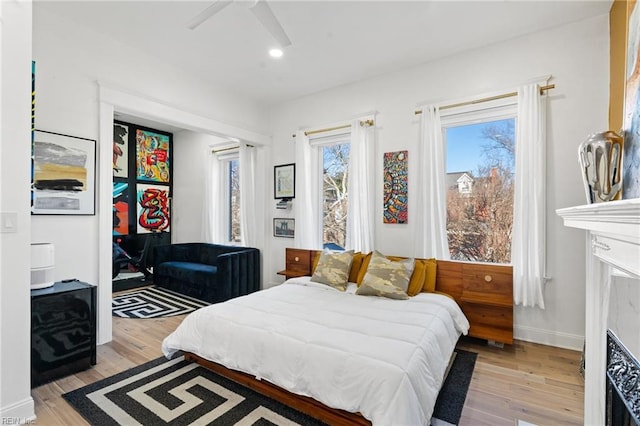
[153,245,173,271]
[216,249,260,298]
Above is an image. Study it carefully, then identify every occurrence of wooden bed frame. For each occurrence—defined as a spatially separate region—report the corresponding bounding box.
[185,352,369,425]
[184,248,514,425]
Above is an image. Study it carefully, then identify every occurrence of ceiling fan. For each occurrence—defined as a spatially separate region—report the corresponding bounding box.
[186,0,292,47]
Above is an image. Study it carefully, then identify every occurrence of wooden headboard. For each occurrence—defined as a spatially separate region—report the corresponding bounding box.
[278,248,514,345]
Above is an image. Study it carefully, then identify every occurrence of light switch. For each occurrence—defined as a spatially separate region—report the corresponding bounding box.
[0,212,17,233]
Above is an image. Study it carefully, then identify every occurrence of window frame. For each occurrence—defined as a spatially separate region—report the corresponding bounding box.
[441,98,518,264]
[218,151,241,245]
[309,129,351,249]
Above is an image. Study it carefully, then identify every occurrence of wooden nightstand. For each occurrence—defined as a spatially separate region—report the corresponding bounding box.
[459,263,513,344]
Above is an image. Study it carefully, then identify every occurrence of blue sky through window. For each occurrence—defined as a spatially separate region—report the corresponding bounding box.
[445,118,514,174]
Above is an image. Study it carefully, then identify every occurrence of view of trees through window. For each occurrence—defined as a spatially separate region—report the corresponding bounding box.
[229,159,241,242]
[445,118,515,264]
[322,143,350,248]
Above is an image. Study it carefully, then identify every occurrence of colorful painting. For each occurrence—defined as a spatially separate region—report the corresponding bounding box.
[136,183,170,234]
[113,181,129,236]
[32,130,96,215]
[383,150,408,224]
[624,1,640,199]
[113,123,129,178]
[136,129,170,183]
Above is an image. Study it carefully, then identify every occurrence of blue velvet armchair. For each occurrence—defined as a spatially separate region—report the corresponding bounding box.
[152,243,260,303]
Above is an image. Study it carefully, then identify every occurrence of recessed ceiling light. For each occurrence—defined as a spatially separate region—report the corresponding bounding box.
[269,48,283,58]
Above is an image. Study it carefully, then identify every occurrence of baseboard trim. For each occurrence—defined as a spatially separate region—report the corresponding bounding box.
[514,325,584,351]
[0,396,35,424]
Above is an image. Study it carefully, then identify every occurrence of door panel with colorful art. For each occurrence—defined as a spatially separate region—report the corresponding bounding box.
[112,120,172,282]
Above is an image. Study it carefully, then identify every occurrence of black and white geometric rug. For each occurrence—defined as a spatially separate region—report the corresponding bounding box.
[63,350,477,425]
[112,286,209,319]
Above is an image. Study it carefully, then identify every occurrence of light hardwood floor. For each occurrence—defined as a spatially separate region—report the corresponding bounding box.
[32,315,584,425]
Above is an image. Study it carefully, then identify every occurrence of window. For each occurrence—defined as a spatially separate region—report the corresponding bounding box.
[443,108,516,264]
[228,158,241,243]
[321,143,350,249]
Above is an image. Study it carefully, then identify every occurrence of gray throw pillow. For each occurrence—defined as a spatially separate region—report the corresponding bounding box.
[356,250,413,300]
[310,249,355,291]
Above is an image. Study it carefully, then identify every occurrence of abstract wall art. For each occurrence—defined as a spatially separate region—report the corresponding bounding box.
[136,183,170,234]
[136,129,170,183]
[383,150,408,224]
[113,123,129,178]
[31,130,96,215]
[113,181,129,236]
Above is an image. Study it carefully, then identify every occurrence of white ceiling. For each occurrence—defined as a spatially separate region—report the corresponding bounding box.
[36,0,612,106]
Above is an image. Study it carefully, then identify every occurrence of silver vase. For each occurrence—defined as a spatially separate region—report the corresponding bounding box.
[578,131,623,203]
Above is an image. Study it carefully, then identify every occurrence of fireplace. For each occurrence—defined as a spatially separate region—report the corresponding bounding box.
[557,198,640,425]
[607,330,640,425]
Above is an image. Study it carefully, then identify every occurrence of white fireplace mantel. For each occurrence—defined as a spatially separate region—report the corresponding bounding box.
[557,198,640,425]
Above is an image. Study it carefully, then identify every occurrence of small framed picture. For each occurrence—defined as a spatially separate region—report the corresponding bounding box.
[274,163,295,199]
[273,218,295,238]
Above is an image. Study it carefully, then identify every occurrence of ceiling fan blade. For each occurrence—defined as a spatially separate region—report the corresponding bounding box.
[186,1,233,30]
[249,0,292,47]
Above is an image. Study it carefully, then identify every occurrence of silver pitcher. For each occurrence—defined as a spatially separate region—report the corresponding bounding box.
[578,131,623,203]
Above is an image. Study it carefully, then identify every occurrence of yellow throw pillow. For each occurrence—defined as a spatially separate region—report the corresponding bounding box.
[406,259,427,296]
[356,252,373,285]
[310,250,355,291]
[356,251,413,300]
[422,258,437,293]
[348,252,364,283]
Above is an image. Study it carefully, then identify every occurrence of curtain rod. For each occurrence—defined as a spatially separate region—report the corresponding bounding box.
[211,144,254,154]
[414,84,555,115]
[292,119,374,138]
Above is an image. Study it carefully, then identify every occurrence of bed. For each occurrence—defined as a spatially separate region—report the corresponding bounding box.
[162,249,513,425]
[163,275,469,425]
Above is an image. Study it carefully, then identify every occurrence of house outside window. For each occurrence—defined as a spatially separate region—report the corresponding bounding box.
[443,104,516,264]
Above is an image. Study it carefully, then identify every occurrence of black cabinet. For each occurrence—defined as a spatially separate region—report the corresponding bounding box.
[31,281,96,387]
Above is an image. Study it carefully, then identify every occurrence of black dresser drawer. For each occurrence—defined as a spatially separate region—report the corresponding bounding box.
[31,281,96,387]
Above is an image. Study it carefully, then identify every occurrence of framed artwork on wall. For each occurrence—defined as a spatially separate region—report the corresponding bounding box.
[136,183,171,234]
[136,128,171,183]
[112,181,129,236]
[274,218,295,238]
[31,130,96,215]
[383,150,408,224]
[113,123,129,178]
[274,163,295,199]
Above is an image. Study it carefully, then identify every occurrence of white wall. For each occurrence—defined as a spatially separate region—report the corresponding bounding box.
[32,7,270,343]
[0,1,35,421]
[172,130,226,243]
[265,14,610,350]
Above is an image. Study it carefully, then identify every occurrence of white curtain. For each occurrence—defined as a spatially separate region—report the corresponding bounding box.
[512,83,547,309]
[346,119,375,252]
[294,131,322,249]
[202,149,226,243]
[415,105,450,259]
[239,143,258,247]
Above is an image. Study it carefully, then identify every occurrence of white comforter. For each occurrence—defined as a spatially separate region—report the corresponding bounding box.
[162,277,469,426]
